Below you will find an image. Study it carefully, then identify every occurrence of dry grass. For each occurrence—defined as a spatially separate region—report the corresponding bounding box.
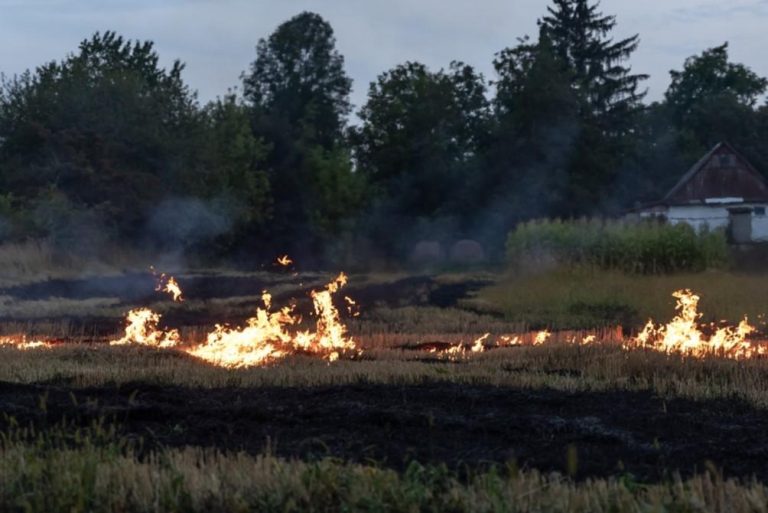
[5,449,767,513]
[0,263,766,510]
[0,419,764,513]
[0,296,124,318]
[351,306,524,335]
[474,267,768,329]
[0,240,136,287]
[2,341,768,409]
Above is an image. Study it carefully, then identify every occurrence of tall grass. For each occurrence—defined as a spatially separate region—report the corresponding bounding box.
[4,343,768,408]
[0,419,766,512]
[475,267,768,330]
[507,219,728,273]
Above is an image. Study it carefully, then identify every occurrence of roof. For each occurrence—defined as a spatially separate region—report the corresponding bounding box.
[662,142,768,205]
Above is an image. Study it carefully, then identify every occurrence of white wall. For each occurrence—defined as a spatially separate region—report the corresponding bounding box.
[666,205,730,232]
[640,204,768,242]
[751,213,768,241]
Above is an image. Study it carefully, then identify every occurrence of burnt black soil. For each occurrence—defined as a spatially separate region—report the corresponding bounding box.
[0,274,492,326]
[0,273,303,303]
[1,274,488,306]
[3,380,767,481]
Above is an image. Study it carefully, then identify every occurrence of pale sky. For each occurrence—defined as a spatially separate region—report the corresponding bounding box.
[1,0,767,115]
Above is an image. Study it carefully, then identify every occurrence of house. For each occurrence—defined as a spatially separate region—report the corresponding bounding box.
[634,142,768,243]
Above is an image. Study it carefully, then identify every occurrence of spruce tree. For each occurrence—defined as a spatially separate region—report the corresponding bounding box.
[540,0,647,133]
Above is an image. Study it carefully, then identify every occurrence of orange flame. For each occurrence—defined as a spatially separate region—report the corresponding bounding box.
[155,274,184,302]
[533,329,551,345]
[107,273,358,368]
[188,273,356,367]
[471,333,489,352]
[276,255,293,267]
[0,336,52,350]
[629,289,761,359]
[109,308,181,348]
[344,296,360,317]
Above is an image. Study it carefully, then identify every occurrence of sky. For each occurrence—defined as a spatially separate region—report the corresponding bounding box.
[1,0,767,116]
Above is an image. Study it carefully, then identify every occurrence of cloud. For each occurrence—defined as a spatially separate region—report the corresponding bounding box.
[0,0,766,116]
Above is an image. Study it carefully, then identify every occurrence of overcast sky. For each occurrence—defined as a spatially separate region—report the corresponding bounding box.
[1,0,767,115]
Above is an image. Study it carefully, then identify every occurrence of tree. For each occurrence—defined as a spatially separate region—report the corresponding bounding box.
[304,146,365,237]
[243,11,352,150]
[664,43,768,163]
[610,45,768,210]
[0,31,200,241]
[666,43,767,121]
[489,0,648,216]
[354,61,489,219]
[494,34,578,135]
[242,12,359,257]
[198,95,272,230]
[488,32,580,223]
[540,0,647,131]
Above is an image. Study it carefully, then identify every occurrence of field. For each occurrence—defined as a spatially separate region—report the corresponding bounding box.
[1,252,768,511]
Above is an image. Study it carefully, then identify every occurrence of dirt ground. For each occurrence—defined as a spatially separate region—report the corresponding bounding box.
[2,380,767,481]
[1,272,766,482]
[0,273,494,331]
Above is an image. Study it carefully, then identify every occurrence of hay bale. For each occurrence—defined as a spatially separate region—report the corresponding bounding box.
[449,239,486,264]
[409,240,445,265]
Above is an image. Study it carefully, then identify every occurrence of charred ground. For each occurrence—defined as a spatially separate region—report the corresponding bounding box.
[1,269,767,487]
[3,379,767,482]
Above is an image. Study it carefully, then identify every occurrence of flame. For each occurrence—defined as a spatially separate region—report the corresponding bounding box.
[629,289,761,359]
[471,333,489,352]
[432,330,558,359]
[534,330,551,345]
[497,335,518,346]
[163,277,184,302]
[0,264,359,367]
[107,273,357,367]
[109,308,181,348]
[344,296,360,317]
[188,273,356,367]
[0,336,52,350]
[276,255,293,267]
[155,274,184,302]
[4,279,765,365]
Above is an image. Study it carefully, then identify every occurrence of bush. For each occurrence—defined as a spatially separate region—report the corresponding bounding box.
[506,218,728,273]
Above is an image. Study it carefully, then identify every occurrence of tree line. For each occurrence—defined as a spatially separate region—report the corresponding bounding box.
[1,0,767,266]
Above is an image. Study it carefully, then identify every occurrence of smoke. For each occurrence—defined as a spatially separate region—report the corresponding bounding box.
[32,193,111,258]
[321,119,583,270]
[145,196,237,253]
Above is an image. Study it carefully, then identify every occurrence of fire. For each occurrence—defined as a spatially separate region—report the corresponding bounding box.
[630,289,762,359]
[276,255,293,266]
[188,273,355,367]
[344,296,360,317]
[109,308,181,348]
[497,335,521,347]
[106,273,358,368]
[155,274,184,302]
[4,273,765,366]
[0,336,52,350]
[471,333,489,352]
[534,330,551,345]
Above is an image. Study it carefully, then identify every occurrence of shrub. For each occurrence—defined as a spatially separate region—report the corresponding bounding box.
[506,218,728,273]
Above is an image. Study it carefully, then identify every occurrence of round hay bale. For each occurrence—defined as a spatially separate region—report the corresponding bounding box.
[409,240,445,265]
[449,239,486,264]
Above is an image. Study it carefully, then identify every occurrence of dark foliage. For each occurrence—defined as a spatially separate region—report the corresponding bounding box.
[0,3,765,267]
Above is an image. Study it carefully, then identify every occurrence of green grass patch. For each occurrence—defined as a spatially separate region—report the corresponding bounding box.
[473,267,768,330]
[507,219,728,274]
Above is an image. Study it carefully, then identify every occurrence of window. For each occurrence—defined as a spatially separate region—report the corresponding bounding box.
[754,207,766,216]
